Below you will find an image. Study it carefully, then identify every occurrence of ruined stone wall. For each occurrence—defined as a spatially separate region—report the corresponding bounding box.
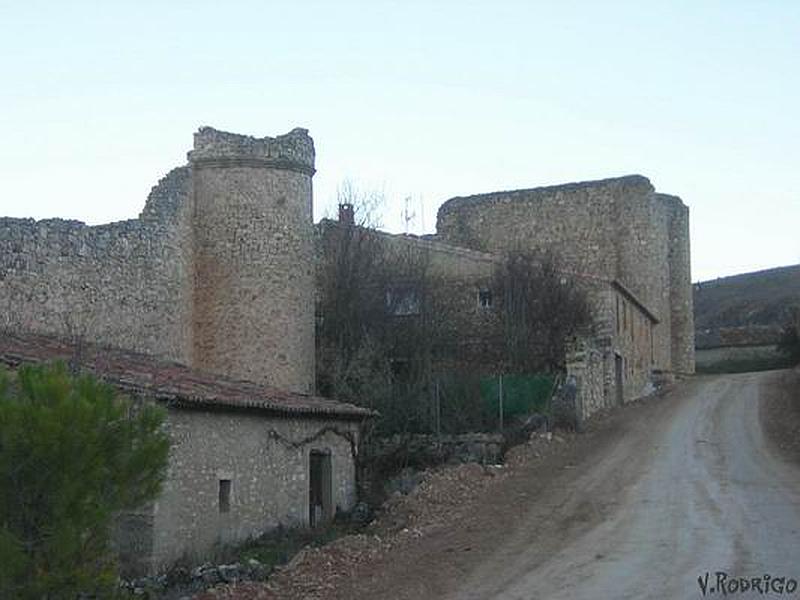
[436,176,651,283]
[600,286,657,402]
[436,175,694,374]
[1,127,318,393]
[567,283,656,422]
[191,128,316,393]
[661,194,695,374]
[0,167,194,362]
[141,409,358,573]
[615,187,672,371]
[566,338,606,423]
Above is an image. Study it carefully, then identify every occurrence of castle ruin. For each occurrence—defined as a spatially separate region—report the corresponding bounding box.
[0,126,695,569]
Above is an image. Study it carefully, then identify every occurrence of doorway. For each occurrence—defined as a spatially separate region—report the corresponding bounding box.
[309,450,332,528]
[615,354,624,406]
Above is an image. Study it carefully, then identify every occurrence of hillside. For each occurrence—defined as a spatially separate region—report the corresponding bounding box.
[693,264,800,347]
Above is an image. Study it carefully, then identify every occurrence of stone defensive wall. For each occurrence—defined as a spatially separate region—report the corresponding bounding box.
[0,166,194,363]
[435,175,694,375]
[0,127,317,394]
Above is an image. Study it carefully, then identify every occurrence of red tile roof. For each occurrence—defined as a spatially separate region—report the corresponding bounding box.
[0,331,374,420]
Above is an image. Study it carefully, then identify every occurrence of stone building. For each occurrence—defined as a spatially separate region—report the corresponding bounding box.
[436,175,694,378]
[1,127,316,394]
[0,332,370,576]
[0,127,368,575]
[318,175,694,422]
[0,127,695,571]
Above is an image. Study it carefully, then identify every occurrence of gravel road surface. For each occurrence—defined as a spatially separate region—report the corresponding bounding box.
[453,371,800,599]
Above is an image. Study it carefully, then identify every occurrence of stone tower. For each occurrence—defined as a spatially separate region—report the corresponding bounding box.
[189,127,316,393]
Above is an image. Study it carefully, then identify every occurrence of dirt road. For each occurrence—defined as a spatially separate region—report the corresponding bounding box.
[231,371,800,600]
[451,371,800,599]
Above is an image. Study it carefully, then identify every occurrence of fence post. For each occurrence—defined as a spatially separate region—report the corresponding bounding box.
[435,380,441,437]
[498,374,504,432]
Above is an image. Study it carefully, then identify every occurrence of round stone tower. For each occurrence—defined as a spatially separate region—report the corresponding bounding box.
[189,127,315,393]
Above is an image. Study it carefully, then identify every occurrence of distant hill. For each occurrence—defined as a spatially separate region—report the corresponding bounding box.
[694,265,800,348]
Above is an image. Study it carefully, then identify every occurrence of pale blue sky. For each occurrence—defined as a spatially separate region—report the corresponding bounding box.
[0,1,797,281]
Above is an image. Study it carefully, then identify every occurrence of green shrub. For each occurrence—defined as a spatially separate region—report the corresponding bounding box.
[0,363,170,599]
[777,312,800,365]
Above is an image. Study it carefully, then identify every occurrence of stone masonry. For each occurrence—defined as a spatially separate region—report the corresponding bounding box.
[436,175,694,377]
[1,127,316,393]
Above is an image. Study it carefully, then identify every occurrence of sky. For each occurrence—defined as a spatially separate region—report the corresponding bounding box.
[0,0,797,282]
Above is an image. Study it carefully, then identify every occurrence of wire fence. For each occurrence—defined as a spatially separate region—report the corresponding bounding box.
[429,372,558,435]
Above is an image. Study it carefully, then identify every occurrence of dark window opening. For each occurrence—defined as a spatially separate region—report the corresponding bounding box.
[390,358,411,381]
[309,451,333,528]
[386,285,420,316]
[477,288,493,309]
[219,479,231,513]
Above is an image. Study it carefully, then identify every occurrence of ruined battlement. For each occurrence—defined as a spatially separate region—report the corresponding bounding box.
[188,127,315,175]
[438,174,654,216]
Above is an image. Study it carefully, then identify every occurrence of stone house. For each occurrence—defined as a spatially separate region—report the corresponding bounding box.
[317,174,693,422]
[0,127,369,576]
[0,331,371,576]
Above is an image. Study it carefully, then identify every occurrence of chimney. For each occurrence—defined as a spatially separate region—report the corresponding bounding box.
[338,203,354,226]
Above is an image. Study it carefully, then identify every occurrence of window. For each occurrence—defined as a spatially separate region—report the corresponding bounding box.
[386,285,420,316]
[219,479,231,513]
[477,288,493,309]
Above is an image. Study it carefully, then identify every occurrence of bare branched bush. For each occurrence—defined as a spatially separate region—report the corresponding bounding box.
[494,249,594,373]
[316,185,451,435]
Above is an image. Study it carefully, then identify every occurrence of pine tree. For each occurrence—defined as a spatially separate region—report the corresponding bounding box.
[0,362,170,599]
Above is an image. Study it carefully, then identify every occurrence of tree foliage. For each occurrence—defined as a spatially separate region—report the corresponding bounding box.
[0,362,170,599]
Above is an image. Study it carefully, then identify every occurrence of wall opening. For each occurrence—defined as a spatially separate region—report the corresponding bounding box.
[386,285,421,316]
[477,288,493,309]
[615,354,624,406]
[309,450,332,528]
[219,479,232,513]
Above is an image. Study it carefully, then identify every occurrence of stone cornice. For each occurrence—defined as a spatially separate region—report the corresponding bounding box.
[190,156,316,176]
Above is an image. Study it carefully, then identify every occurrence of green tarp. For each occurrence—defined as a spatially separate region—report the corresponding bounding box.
[480,374,555,418]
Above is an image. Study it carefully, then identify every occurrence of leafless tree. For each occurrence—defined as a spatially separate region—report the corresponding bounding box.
[494,249,594,373]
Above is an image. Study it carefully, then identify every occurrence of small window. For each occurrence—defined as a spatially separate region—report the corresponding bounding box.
[477,288,493,309]
[219,479,232,513]
[386,285,420,316]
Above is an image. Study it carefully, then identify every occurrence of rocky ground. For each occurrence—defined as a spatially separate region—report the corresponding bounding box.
[193,369,800,600]
[191,400,640,600]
